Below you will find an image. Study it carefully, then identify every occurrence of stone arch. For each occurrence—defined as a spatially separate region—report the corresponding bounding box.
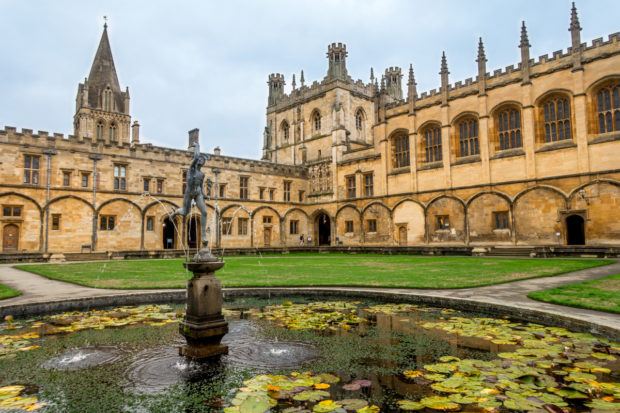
[467,192,513,245]
[46,195,94,211]
[335,205,362,246]
[0,192,43,252]
[96,198,142,215]
[96,198,142,251]
[252,206,281,248]
[220,204,251,248]
[392,199,425,245]
[335,203,360,219]
[426,195,466,244]
[361,202,392,245]
[568,180,620,245]
[283,207,309,220]
[142,200,180,250]
[46,196,94,253]
[283,208,309,246]
[141,200,179,218]
[251,205,282,221]
[513,186,567,245]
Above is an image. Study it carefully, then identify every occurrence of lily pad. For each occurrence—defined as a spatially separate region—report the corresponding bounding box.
[396,400,424,411]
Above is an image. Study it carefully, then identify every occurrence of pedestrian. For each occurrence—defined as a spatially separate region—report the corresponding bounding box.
[307,235,312,245]
[299,234,304,246]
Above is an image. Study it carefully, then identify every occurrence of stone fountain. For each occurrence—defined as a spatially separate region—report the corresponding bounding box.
[171,129,228,359]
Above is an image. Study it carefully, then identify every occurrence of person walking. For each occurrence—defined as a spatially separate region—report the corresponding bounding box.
[299,234,305,246]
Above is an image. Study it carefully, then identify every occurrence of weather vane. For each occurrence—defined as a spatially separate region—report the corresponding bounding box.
[103,15,108,28]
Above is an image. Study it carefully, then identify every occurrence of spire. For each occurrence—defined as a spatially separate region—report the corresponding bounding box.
[440,51,449,75]
[569,2,583,70]
[88,23,121,94]
[440,52,450,106]
[477,37,487,64]
[300,70,305,87]
[292,74,297,90]
[519,21,532,84]
[519,21,530,49]
[477,37,487,95]
[569,2,582,33]
[407,64,417,114]
[380,75,386,93]
[370,67,375,84]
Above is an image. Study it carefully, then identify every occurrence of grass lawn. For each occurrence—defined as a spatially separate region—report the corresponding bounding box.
[14,253,613,290]
[528,273,620,314]
[0,284,21,300]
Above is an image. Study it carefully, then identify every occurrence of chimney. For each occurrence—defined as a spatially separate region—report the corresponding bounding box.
[213,146,221,156]
[188,128,199,149]
[131,121,140,144]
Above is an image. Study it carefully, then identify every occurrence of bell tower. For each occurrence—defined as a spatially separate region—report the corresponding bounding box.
[73,22,131,145]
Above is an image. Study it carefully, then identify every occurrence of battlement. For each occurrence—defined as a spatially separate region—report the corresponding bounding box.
[268,73,285,83]
[327,42,347,53]
[385,66,402,74]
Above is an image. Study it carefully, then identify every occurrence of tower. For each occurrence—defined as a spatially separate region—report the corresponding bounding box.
[384,67,403,100]
[325,42,349,81]
[267,73,285,106]
[74,22,131,144]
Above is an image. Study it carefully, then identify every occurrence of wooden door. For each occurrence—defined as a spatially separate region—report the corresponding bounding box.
[263,228,271,247]
[2,224,19,252]
[398,226,407,246]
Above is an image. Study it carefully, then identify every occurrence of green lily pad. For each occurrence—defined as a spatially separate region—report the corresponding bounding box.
[293,390,331,402]
[396,400,424,411]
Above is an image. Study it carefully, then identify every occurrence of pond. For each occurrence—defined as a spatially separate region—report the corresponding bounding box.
[0,297,618,412]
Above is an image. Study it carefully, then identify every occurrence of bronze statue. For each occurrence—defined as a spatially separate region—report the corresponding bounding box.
[170,141,209,249]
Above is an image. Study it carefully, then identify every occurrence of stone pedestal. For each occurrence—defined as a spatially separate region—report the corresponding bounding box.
[179,251,229,359]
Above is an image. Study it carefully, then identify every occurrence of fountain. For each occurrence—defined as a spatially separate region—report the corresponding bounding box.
[171,129,229,359]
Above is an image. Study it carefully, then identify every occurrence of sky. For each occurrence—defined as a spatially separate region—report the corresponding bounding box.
[1,0,619,159]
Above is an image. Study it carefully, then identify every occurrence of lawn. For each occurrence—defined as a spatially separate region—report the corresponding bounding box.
[14,254,613,290]
[0,284,21,300]
[528,273,620,314]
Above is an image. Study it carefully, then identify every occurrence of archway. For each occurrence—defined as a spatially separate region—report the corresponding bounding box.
[2,224,19,252]
[316,213,331,246]
[566,215,585,245]
[162,217,176,249]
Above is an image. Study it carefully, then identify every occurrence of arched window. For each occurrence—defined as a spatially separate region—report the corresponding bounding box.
[312,111,321,132]
[542,95,571,142]
[355,109,364,131]
[496,106,522,150]
[281,121,290,141]
[596,81,620,134]
[391,133,410,168]
[457,117,479,157]
[103,86,113,111]
[109,122,117,142]
[96,121,104,141]
[422,125,442,163]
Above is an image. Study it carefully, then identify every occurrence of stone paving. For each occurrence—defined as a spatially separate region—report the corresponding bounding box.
[1,260,619,333]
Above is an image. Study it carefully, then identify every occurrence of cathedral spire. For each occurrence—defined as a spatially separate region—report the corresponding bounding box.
[440,52,449,106]
[292,74,297,90]
[300,70,305,87]
[477,37,488,95]
[88,22,121,94]
[569,2,583,71]
[519,21,532,84]
[370,67,375,84]
[407,64,417,115]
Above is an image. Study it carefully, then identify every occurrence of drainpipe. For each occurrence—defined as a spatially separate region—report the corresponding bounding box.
[212,168,221,249]
[89,154,102,251]
[43,149,57,253]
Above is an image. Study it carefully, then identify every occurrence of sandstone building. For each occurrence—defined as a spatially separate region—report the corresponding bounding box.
[1,4,620,255]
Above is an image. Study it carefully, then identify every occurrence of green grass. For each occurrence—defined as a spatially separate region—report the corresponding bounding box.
[0,283,21,300]
[14,253,612,290]
[528,273,620,314]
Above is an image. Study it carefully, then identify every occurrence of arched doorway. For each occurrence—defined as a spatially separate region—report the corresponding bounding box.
[316,213,331,246]
[566,215,585,245]
[187,216,200,249]
[2,224,19,252]
[162,217,176,249]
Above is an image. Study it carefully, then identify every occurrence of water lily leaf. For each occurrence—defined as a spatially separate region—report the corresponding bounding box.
[356,405,379,413]
[403,370,423,379]
[503,397,539,411]
[439,356,460,363]
[293,390,331,402]
[351,380,372,388]
[565,371,597,383]
[591,352,616,361]
[419,396,460,411]
[339,399,368,410]
[424,363,457,374]
[448,394,477,404]
[396,400,424,411]
[547,388,588,399]
[313,400,342,413]
[318,373,341,384]
[424,374,447,382]
[585,399,620,410]
[343,383,361,391]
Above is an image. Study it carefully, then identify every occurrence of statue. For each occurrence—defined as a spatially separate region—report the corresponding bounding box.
[170,140,209,251]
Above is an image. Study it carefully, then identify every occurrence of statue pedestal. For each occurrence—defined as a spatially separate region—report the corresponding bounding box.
[179,252,229,359]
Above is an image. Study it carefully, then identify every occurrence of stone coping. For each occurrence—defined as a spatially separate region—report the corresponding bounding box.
[1,287,618,342]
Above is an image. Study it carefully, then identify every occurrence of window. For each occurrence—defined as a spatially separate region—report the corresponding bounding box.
[259,187,264,200]
[317,150,322,159]
[298,190,305,202]
[312,111,321,132]
[182,170,187,194]
[219,183,226,198]
[263,216,272,224]
[346,175,356,199]
[23,155,40,185]
[497,107,522,150]
[283,181,291,202]
[100,215,115,231]
[3,206,22,217]
[423,125,442,163]
[392,134,410,168]
[367,219,377,232]
[51,214,61,230]
[81,172,90,188]
[238,218,248,236]
[146,216,154,231]
[143,178,150,193]
[156,179,164,194]
[363,173,373,197]
[103,87,112,111]
[596,81,620,134]
[62,171,71,187]
[436,215,450,230]
[493,211,509,230]
[282,121,290,141]
[289,220,299,235]
[96,121,104,141]
[269,188,275,201]
[240,176,249,200]
[355,110,364,131]
[345,220,354,233]
[113,164,127,191]
[109,123,117,142]
[221,217,232,235]
[458,118,479,157]
[543,96,571,142]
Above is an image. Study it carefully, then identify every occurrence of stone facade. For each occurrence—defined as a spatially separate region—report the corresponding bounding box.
[1,5,620,254]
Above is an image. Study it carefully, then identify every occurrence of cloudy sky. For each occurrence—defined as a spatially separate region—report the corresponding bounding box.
[1,0,618,159]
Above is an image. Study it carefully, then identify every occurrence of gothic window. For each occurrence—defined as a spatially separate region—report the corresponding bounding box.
[103,86,113,111]
[96,121,104,141]
[355,109,364,131]
[422,125,442,163]
[283,180,291,202]
[391,133,410,168]
[363,173,374,197]
[596,81,620,134]
[346,175,356,199]
[496,106,522,150]
[312,110,321,133]
[109,123,117,142]
[238,218,249,235]
[542,95,571,142]
[457,117,479,157]
[146,216,154,231]
[281,121,290,141]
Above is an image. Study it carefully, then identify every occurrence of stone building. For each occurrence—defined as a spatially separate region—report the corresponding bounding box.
[1,4,619,255]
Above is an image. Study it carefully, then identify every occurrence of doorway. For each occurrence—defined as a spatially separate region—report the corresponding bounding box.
[2,224,19,252]
[316,213,331,246]
[162,217,176,249]
[566,215,585,245]
[398,226,408,246]
[263,227,271,247]
[187,217,199,249]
